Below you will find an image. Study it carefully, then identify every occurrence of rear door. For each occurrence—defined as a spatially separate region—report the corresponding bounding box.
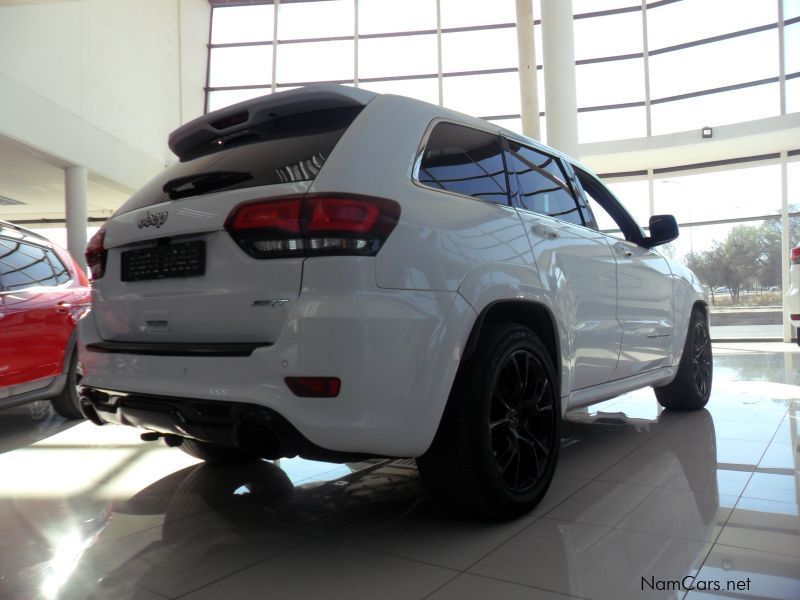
[92,104,364,344]
[0,237,74,388]
[504,139,621,391]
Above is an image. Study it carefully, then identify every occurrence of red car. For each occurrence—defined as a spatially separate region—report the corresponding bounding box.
[0,220,91,418]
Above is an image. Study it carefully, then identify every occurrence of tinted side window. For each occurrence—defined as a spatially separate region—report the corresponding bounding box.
[506,141,582,226]
[574,168,641,242]
[45,249,71,285]
[417,123,508,204]
[0,239,59,290]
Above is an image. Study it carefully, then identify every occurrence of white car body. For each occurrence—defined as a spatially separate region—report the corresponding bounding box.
[78,85,705,460]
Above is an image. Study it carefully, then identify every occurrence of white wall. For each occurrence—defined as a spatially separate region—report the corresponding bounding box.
[0,0,209,191]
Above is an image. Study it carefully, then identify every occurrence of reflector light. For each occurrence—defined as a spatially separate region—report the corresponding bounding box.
[85,227,107,280]
[791,247,800,264]
[285,377,341,398]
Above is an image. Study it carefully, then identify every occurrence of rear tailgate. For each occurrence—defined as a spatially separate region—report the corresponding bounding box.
[91,85,375,345]
[95,183,310,343]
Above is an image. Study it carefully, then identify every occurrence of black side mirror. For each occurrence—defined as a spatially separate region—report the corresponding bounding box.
[644,214,679,248]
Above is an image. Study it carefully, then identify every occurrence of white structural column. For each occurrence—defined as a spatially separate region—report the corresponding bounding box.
[540,0,578,157]
[65,166,88,271]
[781,152,791,342]
[515,0,540,140]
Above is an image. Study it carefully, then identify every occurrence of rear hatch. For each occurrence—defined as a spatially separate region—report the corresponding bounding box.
[91,86,375,344]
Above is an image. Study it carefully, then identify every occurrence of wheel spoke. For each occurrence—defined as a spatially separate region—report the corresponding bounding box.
[492,392,512,413]
[520,377,550,412]
[510,353,527,405]
[513,439,523,488]
[490,417,510,431]
[497,436,519,475]
[516,434,545,482]
[518,428,550,460]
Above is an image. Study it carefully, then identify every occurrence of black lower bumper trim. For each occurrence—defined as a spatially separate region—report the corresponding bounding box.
[79,387,371,462]
[86,341,271,357]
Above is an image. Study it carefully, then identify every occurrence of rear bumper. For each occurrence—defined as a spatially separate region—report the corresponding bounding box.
[78,387,367,461]
[78,258,476,457]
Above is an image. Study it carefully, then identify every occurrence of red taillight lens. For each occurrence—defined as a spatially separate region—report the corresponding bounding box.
[307,198,380,233]
[285,377,341,398]
[85,227,107,280]
[791,246,800,264]
[225,195,400,259]
[229,199,301,233]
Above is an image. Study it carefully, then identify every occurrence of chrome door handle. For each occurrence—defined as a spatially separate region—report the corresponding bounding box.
[531,224,560,239]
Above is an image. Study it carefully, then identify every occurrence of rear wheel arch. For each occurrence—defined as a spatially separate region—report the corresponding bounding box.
[463,300,562,399]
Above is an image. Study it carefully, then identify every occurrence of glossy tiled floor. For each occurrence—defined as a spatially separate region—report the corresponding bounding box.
[1,343,799,600]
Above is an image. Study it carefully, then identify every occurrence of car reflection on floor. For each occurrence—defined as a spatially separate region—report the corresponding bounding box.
[0,403,76,456]
[0,344,798,600]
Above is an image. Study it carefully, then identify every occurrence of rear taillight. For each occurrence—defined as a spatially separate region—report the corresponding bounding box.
[792,247,800,265]
[225,195,400,259]
[85,227,107,280]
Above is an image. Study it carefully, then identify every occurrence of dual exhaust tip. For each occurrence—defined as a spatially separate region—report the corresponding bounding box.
[80,394,288,460]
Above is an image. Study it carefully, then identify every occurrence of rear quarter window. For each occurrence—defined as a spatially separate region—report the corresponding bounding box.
[416,122,508,205]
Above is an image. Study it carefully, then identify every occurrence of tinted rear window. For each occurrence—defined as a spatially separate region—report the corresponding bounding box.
[417,122,508,204]
[114,106,363,216]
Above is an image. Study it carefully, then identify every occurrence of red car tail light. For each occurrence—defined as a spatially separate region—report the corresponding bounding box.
[228,199,302,233]
[85,227,107,280]
[285,377,341,398]
[791,246,800,265]
[225,194,400,259]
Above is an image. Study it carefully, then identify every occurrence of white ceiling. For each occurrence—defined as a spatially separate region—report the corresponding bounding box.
[0,134,132,223]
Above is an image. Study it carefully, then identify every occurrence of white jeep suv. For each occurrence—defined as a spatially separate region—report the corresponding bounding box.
[78,85,711,519]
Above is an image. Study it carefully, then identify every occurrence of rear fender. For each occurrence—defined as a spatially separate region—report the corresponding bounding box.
[457,264,571,410]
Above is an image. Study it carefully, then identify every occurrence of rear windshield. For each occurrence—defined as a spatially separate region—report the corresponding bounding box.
[114,106,363,216]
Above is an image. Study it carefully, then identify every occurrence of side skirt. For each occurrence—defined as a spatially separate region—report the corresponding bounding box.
[565,366,677,411]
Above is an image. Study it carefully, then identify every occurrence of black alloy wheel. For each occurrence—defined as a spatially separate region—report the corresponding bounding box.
[417,323,561,519]
[654,308,713,410]
[691,319,712,398]
[490,349,556,495]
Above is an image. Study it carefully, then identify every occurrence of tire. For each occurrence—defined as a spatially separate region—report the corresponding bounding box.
[179,438,261,465]
[27,400,52,421]
[417,323,561,520]
[50,351,84,420]
[654,307,712,411]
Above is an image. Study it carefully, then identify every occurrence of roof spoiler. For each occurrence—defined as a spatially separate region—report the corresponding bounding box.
[168,84,377,161]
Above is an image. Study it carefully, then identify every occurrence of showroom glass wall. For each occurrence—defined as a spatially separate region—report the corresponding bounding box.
[206,0,800,339]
